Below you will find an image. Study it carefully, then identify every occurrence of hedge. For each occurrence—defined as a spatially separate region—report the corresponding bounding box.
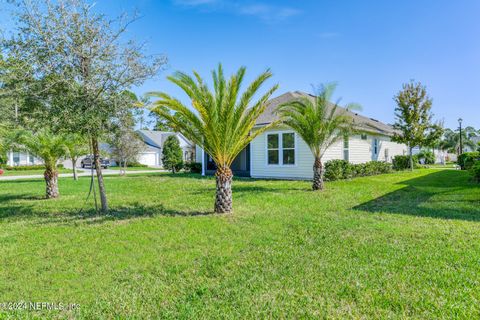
[470,160,480,182]
[184,162,202,173]
[392,155,419,170]
[324,160,392,181]
[458,152,480,170]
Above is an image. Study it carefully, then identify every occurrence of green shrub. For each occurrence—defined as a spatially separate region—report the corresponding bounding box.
[470,161,480,182]
[162,136,184,173]
[417,150,435,164]
[458,152,480,170]
[324,160,391,181]
[126,162,148,168]
[324,160,348,181]
[392,155,418,170]
[184,162,202,173]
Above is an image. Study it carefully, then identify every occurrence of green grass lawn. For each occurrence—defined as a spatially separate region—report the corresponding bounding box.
[1,169,479,318]
[108,166,163,171]
[0,168,79,176]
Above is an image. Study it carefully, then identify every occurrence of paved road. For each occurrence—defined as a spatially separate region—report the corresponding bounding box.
[0,168,166,181]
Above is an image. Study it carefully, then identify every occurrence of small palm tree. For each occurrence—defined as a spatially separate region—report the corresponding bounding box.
[276,84,358,190]
[149,64,278,213]
[439,128,476,154]
[17,129,68,198]
[64,133,89,181]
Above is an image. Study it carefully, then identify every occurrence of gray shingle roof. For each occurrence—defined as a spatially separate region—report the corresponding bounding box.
[137,130,194,149]
[255,91,398,136]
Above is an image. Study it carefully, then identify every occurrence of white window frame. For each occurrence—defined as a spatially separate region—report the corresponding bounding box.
[13,151,20,166]
[265,131,297,167]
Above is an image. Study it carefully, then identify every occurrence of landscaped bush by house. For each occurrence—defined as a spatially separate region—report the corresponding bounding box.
[324,160,392,181]
[324,160,348,181]
[2,164,65,171]
[392,155,418,170]
[417,150,435,164]
[470,160,480,182]
[184,162,202,173]
[125,162,148,168]
[458,152,480,170]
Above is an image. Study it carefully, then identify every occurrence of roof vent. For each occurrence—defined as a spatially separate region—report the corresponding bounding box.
[369,118,379,122]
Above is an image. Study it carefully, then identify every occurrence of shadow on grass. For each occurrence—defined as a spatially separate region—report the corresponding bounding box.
[353,170,480,221]
[0,199,214,225]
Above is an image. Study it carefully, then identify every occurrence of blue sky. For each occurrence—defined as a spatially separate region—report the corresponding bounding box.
[2,0,479,129]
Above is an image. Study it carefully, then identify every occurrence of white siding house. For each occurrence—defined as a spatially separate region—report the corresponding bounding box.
[199,91,408,179]
[137,130,195,167]
[6,151,43,167]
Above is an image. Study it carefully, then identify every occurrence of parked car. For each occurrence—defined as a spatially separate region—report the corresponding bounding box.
[81,155,110,169]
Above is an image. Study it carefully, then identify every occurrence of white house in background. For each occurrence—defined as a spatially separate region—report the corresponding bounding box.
[196,91,408,179]
[137,130,195,167]
[6,151,43,167]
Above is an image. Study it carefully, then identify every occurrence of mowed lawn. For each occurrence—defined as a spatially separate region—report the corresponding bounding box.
[1,169,480,318]
[0,168,78,176]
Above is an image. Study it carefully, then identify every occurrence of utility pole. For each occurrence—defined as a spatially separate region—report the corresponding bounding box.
[458,118,463,155]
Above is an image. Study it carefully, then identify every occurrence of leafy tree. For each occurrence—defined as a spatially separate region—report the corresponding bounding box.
[16,129,68,198]
[149,64,278,213]
[4,0,165,212]
[392,81,440,170]
[64,134,89,180]
[109,128,145,176]
[162,135,183,173]
[276,83,358,190]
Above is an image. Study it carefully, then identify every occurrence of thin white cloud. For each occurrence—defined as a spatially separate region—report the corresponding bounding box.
[172,0,302,22]
[238,4,301,22]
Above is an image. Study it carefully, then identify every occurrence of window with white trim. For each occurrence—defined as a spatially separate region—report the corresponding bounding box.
[282,133,295,165]
[267,132,296,165]
[13,152,20,165]
[373,138,379,156]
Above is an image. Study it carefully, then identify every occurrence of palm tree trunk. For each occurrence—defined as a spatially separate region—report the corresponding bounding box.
[312,156,324,190]
[92,137,108,212]
[215,166,233,213]
[72,158,78,181]
[44,166,59,199]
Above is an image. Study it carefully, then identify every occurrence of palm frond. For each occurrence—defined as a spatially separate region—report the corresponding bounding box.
[276,83,358,159]
[149,64,278,168]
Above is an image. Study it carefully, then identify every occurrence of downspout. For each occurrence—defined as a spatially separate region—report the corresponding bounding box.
[201,148,205,176]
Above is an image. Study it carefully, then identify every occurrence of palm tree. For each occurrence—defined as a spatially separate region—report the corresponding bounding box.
[149,64,278,213]
[439,128,476,155]
[276,83,359,190]
[17,129,68,198]
[64,133,89,181]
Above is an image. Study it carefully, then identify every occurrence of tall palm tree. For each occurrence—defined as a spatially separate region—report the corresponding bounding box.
[17,129,68,198]
[276,83,359,190]
[149,64,278,213]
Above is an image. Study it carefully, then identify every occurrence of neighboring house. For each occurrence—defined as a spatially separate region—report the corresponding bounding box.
[6,150,43,167]
[197,91,408,179]
[137,130,195,167]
